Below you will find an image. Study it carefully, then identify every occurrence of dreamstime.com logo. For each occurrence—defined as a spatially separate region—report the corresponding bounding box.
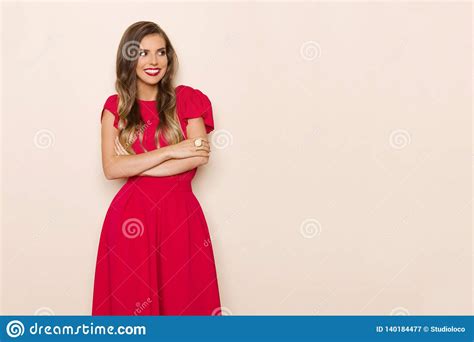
[5,319,147,337]
[6,320,24,338]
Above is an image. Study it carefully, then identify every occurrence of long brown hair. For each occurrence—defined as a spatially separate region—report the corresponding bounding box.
[115,21,184,154]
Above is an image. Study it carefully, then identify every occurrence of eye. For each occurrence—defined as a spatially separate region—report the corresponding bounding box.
[159,50,166,56]
[139,50,147,57]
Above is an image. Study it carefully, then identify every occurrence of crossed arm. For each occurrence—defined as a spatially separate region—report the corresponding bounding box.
[101,109,210,179]
[137,152,208,177]
[138,118,210,177]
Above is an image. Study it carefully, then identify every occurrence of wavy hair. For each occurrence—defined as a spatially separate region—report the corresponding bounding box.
[115,21,184,154]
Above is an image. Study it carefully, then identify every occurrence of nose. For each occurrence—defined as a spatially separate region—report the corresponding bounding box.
[150,53,158,65]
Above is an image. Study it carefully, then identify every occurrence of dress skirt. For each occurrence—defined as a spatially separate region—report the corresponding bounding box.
[92,172,222,315]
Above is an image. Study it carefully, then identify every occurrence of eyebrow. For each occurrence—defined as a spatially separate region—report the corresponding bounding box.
[140,47,166,52]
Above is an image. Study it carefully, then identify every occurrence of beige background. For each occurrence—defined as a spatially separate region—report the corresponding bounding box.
[1,2,472,315]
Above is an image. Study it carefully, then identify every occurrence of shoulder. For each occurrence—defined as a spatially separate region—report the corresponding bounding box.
[100,94,120,128]
[174,84,215,133]
[175,84,195,95]
[102,94,119,117]
[175,84,210,103]
[103,94,119,113]
[106,94,119,101]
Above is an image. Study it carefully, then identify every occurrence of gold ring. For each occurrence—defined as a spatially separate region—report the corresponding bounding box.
[194,138,203,147]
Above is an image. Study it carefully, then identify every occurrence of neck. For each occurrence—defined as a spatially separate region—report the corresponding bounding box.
[137,81,158,101]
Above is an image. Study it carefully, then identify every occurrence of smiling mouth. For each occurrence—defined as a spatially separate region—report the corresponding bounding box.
[144,68,161,76]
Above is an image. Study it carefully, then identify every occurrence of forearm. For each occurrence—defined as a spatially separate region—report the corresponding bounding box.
[139,156,208,177]
[104,146,172,180]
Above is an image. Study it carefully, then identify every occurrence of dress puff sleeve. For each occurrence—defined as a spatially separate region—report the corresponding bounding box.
[177,85,215,134]
[101,94,120,129]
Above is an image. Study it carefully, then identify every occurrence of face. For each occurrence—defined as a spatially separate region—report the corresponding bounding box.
[135,34,168,86]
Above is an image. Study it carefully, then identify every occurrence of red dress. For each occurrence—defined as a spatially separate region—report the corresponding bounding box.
[92,84,222,316]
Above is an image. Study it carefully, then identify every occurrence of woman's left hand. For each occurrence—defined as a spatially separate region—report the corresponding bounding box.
[114,137,131,156]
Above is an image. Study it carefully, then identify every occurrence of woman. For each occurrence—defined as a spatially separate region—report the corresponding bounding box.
[92,21,222,316]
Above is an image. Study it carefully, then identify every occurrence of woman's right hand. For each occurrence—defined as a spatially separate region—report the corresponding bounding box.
[167,138,211,159]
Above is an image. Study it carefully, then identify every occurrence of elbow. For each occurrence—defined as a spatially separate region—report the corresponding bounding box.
[103,165,118,180]
[197,156,210,167]
[103,156,123,180]
[104,169,114,180]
